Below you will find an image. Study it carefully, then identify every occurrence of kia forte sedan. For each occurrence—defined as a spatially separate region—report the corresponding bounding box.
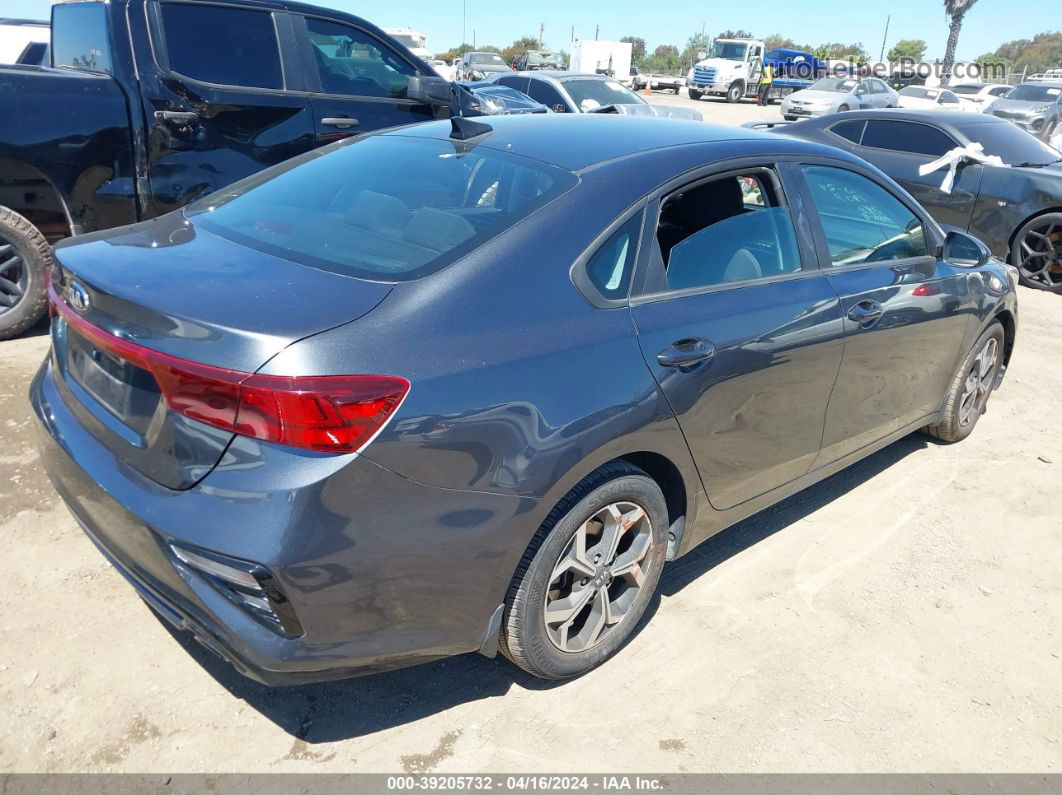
[32,115,1017,683]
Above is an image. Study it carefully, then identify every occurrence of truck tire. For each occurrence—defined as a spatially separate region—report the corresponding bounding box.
[726,82,744,103]
[0,206,52,340]
[688,88,703,101]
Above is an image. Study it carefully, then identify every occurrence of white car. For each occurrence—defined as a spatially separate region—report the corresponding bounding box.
[897,86,971,111]
[425,58,455,81]
[950,82,1013,112]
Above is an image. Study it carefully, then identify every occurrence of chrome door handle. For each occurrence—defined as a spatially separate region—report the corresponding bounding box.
[321,117,359,128]
[847,300,884,327]
[657,338,716,368]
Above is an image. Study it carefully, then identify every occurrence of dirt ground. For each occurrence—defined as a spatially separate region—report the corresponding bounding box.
[1,94,1060,774]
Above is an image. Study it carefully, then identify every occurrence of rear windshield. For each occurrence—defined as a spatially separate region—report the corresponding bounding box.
[186,135,576,282]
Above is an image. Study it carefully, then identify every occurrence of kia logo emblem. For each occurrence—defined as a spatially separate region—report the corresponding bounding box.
[68,281,91,313]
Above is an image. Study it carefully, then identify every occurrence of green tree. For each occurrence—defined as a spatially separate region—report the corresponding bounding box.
[620,36,647,60]
[887,38,928,62]
[501,35,544,65]
[976,31,1062,78]
[941,0,982,85]
[681,32,711,70]
[716,29,754,40]
[765,34,813,52]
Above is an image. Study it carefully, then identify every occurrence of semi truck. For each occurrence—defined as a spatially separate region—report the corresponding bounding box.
[686,38,823,103]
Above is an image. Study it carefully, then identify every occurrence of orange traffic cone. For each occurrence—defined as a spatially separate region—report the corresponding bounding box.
[643,83,652,96]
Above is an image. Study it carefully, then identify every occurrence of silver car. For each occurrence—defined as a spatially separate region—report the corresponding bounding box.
[984,82,1062,141]
[781,77,898,120]
[486,71,703,120]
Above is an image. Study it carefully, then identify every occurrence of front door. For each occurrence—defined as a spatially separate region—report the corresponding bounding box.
[138,1,316,218]
[294,15,436,147]
[794,162,973,466]
[630,164,844,512]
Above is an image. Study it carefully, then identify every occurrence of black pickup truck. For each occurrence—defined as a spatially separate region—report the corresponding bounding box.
[0,0,454,338]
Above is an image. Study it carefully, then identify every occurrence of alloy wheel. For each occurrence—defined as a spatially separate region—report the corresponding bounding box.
[958,337,998,427]
[1015,219,1062,290]
[543,501,653,653]
[0,237,27,315]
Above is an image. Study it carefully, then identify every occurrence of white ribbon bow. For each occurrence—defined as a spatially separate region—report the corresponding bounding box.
[918,143,1006,194]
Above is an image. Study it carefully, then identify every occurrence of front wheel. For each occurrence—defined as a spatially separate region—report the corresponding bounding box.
[837,104,850,112]
[0,205,52,340]
[499,462,668,679]
[726,82,744,103]
[688,88,702,101]
[923,322,1005,443]
[1010,212,1062,292]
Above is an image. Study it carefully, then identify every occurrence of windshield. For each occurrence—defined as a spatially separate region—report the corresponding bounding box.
[1005,84,1062,102]
[470,53,506,65]
[709,41,748,61]
[528,51,560,65]
[958,120,1062,166]
[808,77,858,93]
[187,136,576,282]
[900,87,930,98]
[563,78,645,111]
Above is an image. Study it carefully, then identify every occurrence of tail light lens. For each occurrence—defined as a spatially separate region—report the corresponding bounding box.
[911,283,941,296]
[50,284,409,454]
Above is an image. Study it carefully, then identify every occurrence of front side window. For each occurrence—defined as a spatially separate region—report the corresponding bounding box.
[307,18,415,98]
[52,2,113,74]
[656,171,802,291]
[526,80,567,111]
[801,165,930,267]
[585,214,642,300]
[860,120,957,157]
[187,135,576,282]
[160,3,282,89]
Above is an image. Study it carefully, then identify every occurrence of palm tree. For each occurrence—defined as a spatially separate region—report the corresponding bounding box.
[940,0,981,85]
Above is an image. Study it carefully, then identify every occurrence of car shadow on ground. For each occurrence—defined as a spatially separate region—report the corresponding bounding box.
[166,432,931,743]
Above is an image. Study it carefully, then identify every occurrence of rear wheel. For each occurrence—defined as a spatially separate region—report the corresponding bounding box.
[924,322,1005,443]
[837,103,850,112]
[0,206,52,340]
[726,82,744,103]
[1010,212,1062,293]
[499,462,668,679]
[688,88,702,101]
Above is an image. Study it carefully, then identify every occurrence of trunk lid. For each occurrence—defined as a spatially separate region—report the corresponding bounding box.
[49,213,391,490]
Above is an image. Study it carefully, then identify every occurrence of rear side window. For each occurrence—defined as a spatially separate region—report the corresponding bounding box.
[306,17,415,98]
[657,171,802,291]
[187,135,577,282]
[829,120,866,143]
[52,2,113,74]
[801,165,930,266]
[160,3,283,89]
[860,120,957,157]
[585,214,642,300]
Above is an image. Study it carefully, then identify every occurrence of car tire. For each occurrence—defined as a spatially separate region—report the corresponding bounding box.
[1010,212,1062,293]
[498,461,668,680]
[688,88,702,101]
[726,82,743,103]
[923,321,1005,443]
[1041,118,1058,142]
[0,205,53,341]
[837,104,850,112]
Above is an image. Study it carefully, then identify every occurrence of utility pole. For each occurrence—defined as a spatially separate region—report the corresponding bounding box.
[462,0,466,47]
[539,22,544,49]
[570,25,574,43]
[879,14,890,63]
[594,24,599,41]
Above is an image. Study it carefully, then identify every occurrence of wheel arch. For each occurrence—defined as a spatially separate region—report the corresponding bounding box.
[993,307,1017,368]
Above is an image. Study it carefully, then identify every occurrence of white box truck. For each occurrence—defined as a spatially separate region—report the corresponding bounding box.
[569,40,632,80]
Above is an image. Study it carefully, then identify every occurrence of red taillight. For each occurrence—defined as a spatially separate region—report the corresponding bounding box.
[911,283,941,297]
[49,284,409,454]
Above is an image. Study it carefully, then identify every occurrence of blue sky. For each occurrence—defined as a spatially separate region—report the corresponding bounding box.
[6,0,1057,61]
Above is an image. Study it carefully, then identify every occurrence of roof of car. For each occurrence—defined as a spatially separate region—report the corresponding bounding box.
[510,71,614,82]
[812,107,1011,127]
[380,113,835,172]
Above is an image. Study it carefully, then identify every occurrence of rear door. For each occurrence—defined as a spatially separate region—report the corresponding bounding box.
[792,160,973,466]
[630,161,844,513]
[294,14,435,145]
[137,0,316,218]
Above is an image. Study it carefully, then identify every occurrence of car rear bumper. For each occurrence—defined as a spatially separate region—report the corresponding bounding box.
[31,354,543,684]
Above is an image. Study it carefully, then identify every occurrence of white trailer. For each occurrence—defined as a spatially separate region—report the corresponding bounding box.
[569,40,632,80]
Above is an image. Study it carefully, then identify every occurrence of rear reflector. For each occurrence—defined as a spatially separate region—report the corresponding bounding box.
[49,283,409,454]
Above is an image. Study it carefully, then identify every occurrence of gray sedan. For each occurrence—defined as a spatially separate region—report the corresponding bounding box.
[487,71,702,120]
[984,82,1062,141]
[781,77,898,120]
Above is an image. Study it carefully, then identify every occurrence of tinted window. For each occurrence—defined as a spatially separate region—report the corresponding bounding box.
[161,4,281,89]
[52,2,112,74]
[955,119,1061,166]
[188,136,576,282]
[830,120,866,143]
[658,172,802,291]
[860,120,957,157]
[989,86,1011,96]
[801,166,930,266]
[940,91,959,105]
[307,18,415,98]
[586,214,642,300]
[526,79,567,110]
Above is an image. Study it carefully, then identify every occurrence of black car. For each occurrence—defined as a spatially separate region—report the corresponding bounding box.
[766,110,1062,292]
[34,115,1016,683]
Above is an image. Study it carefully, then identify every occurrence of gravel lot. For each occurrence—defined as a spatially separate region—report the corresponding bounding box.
[1,94,1060,774]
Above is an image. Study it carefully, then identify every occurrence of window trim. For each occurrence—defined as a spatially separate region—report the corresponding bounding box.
[630,160,822,305]
[149,0,292,94]
[569,203,650,309]
[855,118,961,158]
[789,156,944,276]
[294,13,429,104]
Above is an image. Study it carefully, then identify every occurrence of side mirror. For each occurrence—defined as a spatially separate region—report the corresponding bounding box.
[944,229,991,267]
[408,75,454,106]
